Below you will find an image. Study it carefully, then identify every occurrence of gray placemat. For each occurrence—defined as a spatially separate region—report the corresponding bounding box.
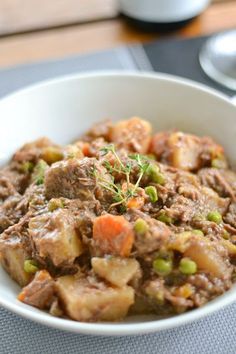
[1,304,236,354]
[142,35,236,97]
[1,37,236,354]
[0,46,137,98]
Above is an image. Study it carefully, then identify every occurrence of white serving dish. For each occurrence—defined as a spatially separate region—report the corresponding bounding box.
[0,71,236,336]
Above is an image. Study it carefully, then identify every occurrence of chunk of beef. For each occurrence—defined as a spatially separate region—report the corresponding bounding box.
[111,117,152,154]
[0,195,23,232]
[164,185,229,224]
[56,273,134,321]
[81,119,112,142]
[199,168,236,200]
[125,209,172,255]
[188,274,232,306]
[0,163,31,194]
[0,176,16,202]
[29,209,83,267]
[13,137,55,164]
[44,157,112,202]
[144,279,193,313]
[71,201,99,246]
[149,132,169,160]
[134,217,171,254]
[224,202,236,228]
[0,184,47,234]
[18,270,55,309]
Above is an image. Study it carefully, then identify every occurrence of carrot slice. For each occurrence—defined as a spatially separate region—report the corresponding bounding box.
[93,214,134,257]
[127,196,144,209]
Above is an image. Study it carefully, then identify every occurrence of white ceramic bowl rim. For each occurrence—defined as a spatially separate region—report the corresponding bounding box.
[0,71,236,336]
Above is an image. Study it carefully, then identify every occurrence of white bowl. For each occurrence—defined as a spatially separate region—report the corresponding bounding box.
[119,0,210,23]
[0,72,236,336]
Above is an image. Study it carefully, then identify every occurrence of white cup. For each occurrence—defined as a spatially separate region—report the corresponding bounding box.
[119,0,211,23]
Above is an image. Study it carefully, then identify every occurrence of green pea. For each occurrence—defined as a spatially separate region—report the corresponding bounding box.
[134,218,149,235]
[33,160,48,185]
[222,230,230,240]
[207,211,222,224]
[153,258,173,276]
[179,258,197,275]
[24,260,39,274]
[21,161,34,173]
[192,229,204,236]
[157,212,173,224]
[145,186,158,203]
[146,164,166,185]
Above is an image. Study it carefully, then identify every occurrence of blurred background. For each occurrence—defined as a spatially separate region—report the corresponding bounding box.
[0,0,235,95]
[0,0,234,67]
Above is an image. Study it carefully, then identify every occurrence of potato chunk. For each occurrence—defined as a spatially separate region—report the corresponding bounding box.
[111,117,152,154]
[56,274,134,321]
[184,240,231,279]
[0,223,32,287]
[0,240,32,287]
[168,132,201,171]
[169,232,232,279]
[29,209,83,267]
[92,257,140,287]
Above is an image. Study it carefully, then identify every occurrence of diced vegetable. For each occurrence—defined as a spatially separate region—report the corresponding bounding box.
[222,230,230,240]
[167,132,201,171]
[56,274,134,321]
[146,164,165,185]
[32,160,48,185]
[157,212,173,224]
[179,258,197,275]
[41,146,63,165]
[24,260,39,274]
[20,161,34,173]
[48,198,64,212]
[169,232,232,279]
[207,211,222,224]
[0,240,32,287]
[93,214,134,257]
[145,186,158,203]
[91,257,140,287]
[134,218,149,235]
[220,239,236,255]
[153,258,173,276]
[192,229,204,236]
[111,117,152,154]
[173,284,194,298]
[126,196,144,209]
[64,144,84,159]
[184,239,230,279]
[211,158,227,169]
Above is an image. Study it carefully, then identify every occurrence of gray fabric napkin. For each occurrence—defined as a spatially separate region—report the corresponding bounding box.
[0,38,235,354]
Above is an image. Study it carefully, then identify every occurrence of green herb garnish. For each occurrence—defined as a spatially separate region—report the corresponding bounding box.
[95,144,150,210]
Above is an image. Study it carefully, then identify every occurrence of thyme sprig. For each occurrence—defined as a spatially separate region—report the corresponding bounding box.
[94,144,150,210]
